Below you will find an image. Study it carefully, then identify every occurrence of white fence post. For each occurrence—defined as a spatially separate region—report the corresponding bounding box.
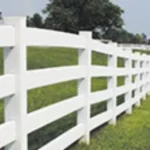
[143,54,147,100]
[145,59,149,95]
[77,31,92,144]
[141,54,147,100]
[134,53,141,107]
[4,17,27,150]
[107,53,117,125]
[147,58,150,95]
[125,50,132,114]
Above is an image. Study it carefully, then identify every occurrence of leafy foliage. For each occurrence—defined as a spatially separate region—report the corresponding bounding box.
[27,13,44,28]
[26,1,149,43]
[43,0,124,34]
[103,28,148,44]
[0,12,2,20]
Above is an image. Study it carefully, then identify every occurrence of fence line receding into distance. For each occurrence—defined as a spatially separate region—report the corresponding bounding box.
[0,17,150,150]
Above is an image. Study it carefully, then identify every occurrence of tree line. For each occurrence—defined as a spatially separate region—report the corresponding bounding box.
[2,0,150,44]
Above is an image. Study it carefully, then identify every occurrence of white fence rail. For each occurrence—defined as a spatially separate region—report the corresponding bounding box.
[0,17,150,150]
[119,43,150,51]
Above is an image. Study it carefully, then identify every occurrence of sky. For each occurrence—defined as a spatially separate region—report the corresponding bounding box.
[114,0,150,37]
[1,0,150,36]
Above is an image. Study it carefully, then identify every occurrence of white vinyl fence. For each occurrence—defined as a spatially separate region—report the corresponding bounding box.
[118,43,150,51]
[0,17,150,150]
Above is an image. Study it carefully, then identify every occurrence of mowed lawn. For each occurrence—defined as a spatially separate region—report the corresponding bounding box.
[0,47,148,150]
[69,97,150,150]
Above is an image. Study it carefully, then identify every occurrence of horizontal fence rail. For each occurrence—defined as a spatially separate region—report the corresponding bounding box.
[0,121,16,148]
[26,28,86,48]
[0,25,15,47]
[27,96,84,133]
[0,17,150,150]
[0,75,15,99]
[26,66,86,89]
[119,44,150,51]
[39,124,84,150]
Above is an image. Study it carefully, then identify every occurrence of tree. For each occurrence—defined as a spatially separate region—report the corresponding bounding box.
[148,39,150,45]
[103,28,135,43]
[141,33,147,44]
[27,13,43,28]
[32,13,43,28]
[0,12,2,20]
[102,27,149,44]
[43,0,124,35]
[0,12,3,22]
[132,34,143,44]
[27,16,34,27]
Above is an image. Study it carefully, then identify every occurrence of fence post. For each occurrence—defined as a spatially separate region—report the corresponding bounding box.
[4,17,27,150]
[77,31,92,144]
[125,49,132,114]
[107,53,117,125]
[144,54,147,100]
[145,58,149,95]
[134,53,141,107]
[147,58,150,95]
[141,54,147,100]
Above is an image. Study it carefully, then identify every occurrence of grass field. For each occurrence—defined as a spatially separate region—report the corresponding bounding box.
[0,47,148,150]
[69,97,150,150]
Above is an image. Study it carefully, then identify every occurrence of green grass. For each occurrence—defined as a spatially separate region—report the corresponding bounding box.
[69,97,150,150]
[0,47,146,150]
[27,47,117,150]
[0,47,112,150]
[133,49,150,55]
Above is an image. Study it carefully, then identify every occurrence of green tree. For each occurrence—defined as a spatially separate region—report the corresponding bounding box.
[27,16,34,27]
[32,13,43,28]
[132,34,143,44]
[148,39,150,45]
[103,28,136,43]
[0,12,2,20]
[27,13,43,28]
[103,28,148,44]
[141,33,147,44]
[43,0,124,35]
